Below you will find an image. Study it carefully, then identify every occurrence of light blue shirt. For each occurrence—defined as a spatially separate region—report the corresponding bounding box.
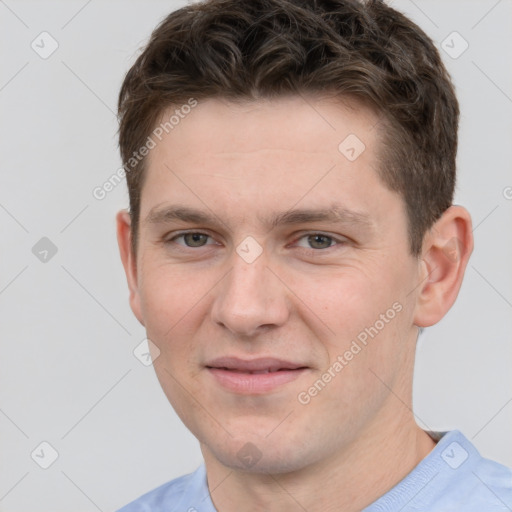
[117,430,512,511]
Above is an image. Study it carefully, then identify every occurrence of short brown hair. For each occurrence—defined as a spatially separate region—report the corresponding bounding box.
[118,0,459,256]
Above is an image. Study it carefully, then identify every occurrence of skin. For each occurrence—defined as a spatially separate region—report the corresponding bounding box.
[117,95,473,512]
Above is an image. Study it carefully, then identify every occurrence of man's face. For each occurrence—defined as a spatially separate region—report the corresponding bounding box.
[124,96,424,473]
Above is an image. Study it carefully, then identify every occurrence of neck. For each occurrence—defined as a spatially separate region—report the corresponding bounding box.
[202,414,437,512]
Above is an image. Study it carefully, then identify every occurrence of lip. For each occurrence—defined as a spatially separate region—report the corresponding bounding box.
[205,356,310,394]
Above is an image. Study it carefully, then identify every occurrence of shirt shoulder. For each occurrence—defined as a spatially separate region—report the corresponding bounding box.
[365,430,512,512]
[428,449,512,511]
[116,465,215,512]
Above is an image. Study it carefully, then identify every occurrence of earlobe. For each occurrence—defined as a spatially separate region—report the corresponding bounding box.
[116,210,145,326]
[413,206,474,328]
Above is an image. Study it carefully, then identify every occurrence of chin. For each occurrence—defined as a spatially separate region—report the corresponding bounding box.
[202,431,319,475]
[218,449,307,474]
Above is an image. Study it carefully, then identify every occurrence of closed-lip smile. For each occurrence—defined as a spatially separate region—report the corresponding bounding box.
[205,356,310,393]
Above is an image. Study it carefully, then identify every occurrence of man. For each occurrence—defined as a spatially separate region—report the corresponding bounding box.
[115,0,512,510]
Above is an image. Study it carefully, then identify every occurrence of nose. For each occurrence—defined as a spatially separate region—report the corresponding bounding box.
[210,252,290,338]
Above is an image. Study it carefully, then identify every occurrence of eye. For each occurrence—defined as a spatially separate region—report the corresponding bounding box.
[295,233,341,250]
[170,232,213,248]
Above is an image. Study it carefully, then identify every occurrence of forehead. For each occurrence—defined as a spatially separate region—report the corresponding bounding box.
[140,95,401,231]
[149,95,380,163]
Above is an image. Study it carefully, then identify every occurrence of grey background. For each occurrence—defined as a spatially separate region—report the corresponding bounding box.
[0,0,511,510]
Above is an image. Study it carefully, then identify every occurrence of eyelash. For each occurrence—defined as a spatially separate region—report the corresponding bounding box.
[166,231,346,251]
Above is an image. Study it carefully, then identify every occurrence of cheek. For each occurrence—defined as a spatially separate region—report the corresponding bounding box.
[138,263,213,350]
[140,259,206,311]
[298,269,399,336]
[297,259,414,380]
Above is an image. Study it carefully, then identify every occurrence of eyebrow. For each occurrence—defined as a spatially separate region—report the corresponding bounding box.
[269,207,373,230]
[146,205,216,226]
[145,204,374,231]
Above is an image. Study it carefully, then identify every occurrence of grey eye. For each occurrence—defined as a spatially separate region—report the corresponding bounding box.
[307,234,334,249]
[182,233,209,247]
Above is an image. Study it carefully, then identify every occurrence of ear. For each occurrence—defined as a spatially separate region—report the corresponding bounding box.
[413,205,473,328]
[116,210,144,326]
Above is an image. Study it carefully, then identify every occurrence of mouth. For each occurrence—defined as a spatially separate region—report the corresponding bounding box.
[205,357,310,394]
